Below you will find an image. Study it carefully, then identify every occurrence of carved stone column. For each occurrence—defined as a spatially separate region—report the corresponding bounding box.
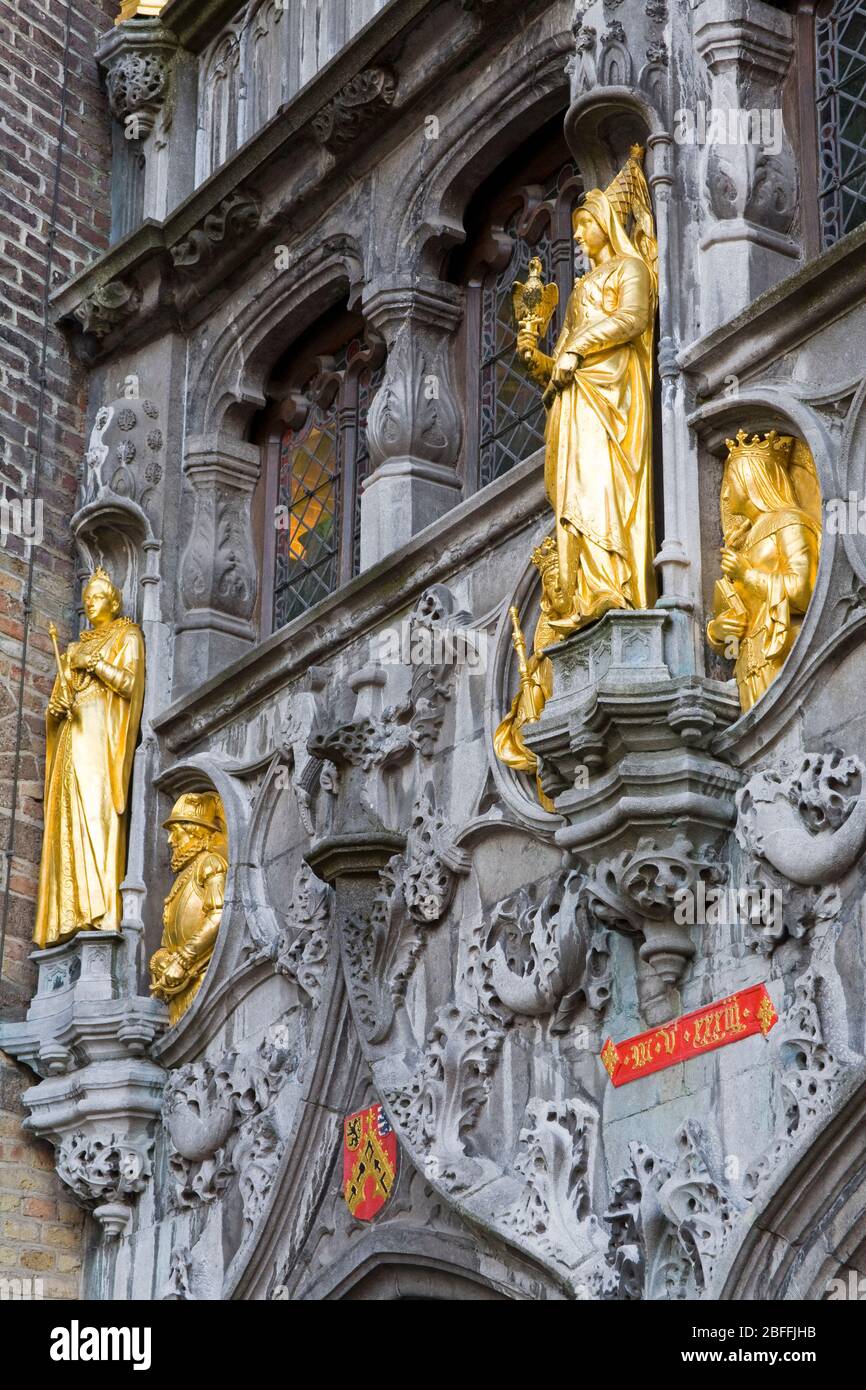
[97,18,193,234]
[176,435,261,689]
[360,277,464,570]
[693,0,799,329]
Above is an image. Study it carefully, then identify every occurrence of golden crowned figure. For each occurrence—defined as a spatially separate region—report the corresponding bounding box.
[496,146,658,794]
[707,430,821,711]
[34,568,145,948]
[150,791,228,1024]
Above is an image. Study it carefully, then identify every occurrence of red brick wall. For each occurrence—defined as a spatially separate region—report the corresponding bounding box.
[0,0,117,1299]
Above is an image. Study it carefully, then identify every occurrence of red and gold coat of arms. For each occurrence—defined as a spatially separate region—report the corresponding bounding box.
[343,1103,398,1220]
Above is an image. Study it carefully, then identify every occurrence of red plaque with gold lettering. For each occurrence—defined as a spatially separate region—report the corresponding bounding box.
[600,984,778,1087]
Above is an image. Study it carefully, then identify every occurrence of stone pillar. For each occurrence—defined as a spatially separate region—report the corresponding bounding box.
[694,0,799,330]
[97,19,195,235]
[176,435,261,689]
[360,277,464,571]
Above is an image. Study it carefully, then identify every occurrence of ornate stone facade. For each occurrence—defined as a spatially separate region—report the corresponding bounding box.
[3,0,866,1306]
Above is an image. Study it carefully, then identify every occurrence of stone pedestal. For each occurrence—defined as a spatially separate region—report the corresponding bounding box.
[523,610,741,1018]
[0,932,166,1237]
[360,277,464,570]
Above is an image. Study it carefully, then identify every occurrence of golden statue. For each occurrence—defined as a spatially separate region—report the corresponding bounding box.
[495,147,658,796]
[150,791,228,1024]
[707,430,821,712]
[34,568,145,948]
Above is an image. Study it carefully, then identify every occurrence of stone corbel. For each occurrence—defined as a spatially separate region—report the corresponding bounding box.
[176,435,261,688]
[311,66,397,155]
[360,277,464,568]
[0,932,166,1238]
[694,0,799,326]
[98,19,178,143]
[521,610,740,1019]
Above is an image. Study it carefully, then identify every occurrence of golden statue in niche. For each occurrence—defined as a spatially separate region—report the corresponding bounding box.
[707,430,821,712]
[495,146,658,788]
[34,568,145,948]
[150,791,228,1025]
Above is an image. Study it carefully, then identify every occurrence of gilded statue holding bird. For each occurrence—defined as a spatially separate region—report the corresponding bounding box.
[495,146,659,787]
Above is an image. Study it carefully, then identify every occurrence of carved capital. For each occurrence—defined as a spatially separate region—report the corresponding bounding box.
[178,435,261,639]
[363,278,464,483]
[98,19,178,142]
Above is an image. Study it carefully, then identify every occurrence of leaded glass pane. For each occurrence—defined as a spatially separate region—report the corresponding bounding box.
[817,0,866,246]
[274,405,340,630]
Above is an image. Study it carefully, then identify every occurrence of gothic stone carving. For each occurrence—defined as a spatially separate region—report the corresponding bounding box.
[56,1132,153,1239]
[595,1122,743,1300]
[170,191,262,271]
[582,834,726,989]
[483,869,612,1032]
[343,788,470,1043]
[178,438,260,639]
[273,864,331,1007]
[501,1098,605,1279]
[311,66,397,154]
[73,279,142,339]
[105,51,170,139]
[735,752,866,951]
[163,1031,293,1208]
[84,385,164,511]
[385,1002,504,1194]
[309,586,469,772]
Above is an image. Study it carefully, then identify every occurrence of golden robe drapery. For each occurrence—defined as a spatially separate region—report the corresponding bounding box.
[34,617,145,948]
[543,186,658,628]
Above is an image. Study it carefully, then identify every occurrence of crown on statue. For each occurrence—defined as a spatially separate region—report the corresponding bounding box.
[724,429,794,469]
[575,145,647,233]
[90,565,113,585]
[531,535,559,577]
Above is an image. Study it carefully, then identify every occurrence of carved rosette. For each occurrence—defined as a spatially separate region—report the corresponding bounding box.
[311,66,397,154]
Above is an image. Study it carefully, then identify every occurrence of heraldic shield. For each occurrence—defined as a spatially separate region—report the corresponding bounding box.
[343,1103,398,1220]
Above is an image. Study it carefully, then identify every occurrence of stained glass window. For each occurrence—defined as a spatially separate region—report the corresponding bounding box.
[816,0,866,245]
[453,147,581,494]
[273,338,384,629]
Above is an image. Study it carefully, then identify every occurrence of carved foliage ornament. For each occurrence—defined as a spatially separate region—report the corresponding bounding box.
[343,787,470,1043]
[170,191,262,270]
[73,279,142,339]
[106,52,169,137]
[311,66,397,153]
[735,751,866,951]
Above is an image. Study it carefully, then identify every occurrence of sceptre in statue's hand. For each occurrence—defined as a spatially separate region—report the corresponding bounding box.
[48,621,74,719]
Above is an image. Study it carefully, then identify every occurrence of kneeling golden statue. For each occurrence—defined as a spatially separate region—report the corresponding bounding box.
[150,791,228,1024]
[707,430,821,712]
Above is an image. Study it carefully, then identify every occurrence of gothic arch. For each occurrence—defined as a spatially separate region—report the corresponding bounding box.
[186,234,365,442]
[294,1228,527,1301]
[718,1071,866,1300]
[392,31,573,278]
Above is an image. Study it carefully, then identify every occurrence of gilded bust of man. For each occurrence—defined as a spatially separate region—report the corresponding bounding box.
[34,567,145,948]
[150,792,228,1024]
